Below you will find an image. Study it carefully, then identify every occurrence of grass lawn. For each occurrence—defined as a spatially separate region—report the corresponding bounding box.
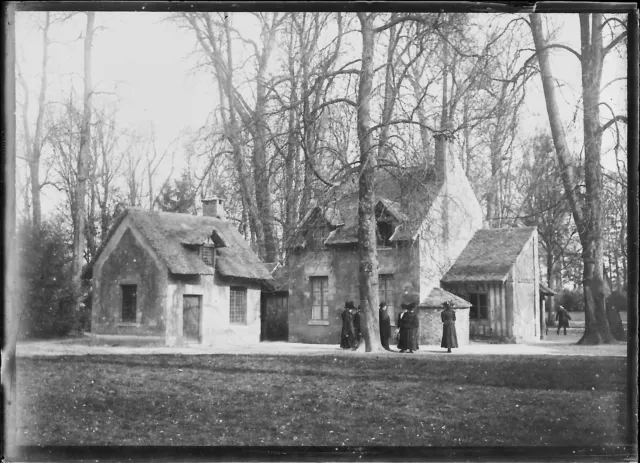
[16,354,629,446]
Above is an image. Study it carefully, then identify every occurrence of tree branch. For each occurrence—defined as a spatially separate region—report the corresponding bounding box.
[603,30,627,56]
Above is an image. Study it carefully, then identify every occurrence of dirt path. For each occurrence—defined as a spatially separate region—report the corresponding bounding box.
[16,328,627,358]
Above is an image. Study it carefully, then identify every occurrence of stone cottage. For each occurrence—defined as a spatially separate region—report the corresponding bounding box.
[86,198,272,346]
[284,139,495,345]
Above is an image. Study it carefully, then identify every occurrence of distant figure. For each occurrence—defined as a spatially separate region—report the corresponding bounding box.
[353,306,362,348]
[340,301,356,349]
[441,301,459,353]
[556,305,572,335]
[398,303,417,353]
[379,302,392,351]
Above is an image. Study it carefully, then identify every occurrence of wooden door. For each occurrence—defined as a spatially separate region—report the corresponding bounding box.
[264,294,288,341]
[183,295,201,343]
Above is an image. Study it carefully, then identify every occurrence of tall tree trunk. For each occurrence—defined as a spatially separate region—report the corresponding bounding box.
[20,12,51,231]
[530,13,617,344]
[220,17,265,257]
[355,13,382,353]
[251,16,280,263]
[71,12,95,329]
[2,4,18,455]
[284,19,299,260]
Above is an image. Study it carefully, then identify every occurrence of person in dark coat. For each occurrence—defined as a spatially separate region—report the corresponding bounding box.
[399,303,417,353]
[379,302,392,351]
[556,305,572,335]
[409,304,420,352]
[441,301,458,353]
[395,306,408,349]
[340,301,356,349]
[353,306,362,348]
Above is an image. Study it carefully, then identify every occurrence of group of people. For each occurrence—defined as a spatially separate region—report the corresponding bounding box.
[340,299,459,353]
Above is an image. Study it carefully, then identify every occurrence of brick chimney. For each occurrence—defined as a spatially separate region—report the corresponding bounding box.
[202,197,225,219]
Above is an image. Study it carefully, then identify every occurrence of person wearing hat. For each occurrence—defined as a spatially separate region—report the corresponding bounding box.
[555,305,572,335]
[353,305,362,349]
[379,302,392,351]
[340,301,356,349]
[440,301,458,353]
[398,302,417,353]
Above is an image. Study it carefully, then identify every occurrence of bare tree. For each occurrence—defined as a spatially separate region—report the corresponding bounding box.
[529,13,627,344]
[16,12,51,231]
[70,11,95,325]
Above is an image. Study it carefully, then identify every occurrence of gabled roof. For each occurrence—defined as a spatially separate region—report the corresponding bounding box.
[420,287,472,308]
[292,165,440,247]
[539,283,555,296]
[441,227,537,283]
[87,208,272,281]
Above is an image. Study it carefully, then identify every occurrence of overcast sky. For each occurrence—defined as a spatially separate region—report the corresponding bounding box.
[14,10,628,216]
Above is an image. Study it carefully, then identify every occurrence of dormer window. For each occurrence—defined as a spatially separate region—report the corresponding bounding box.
[377,221,394,247]
[201,245,215,266]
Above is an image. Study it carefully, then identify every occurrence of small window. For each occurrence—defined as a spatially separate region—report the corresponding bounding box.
[377,221,393,247]
[310,276,329,320]
[469,293,488,320]
[230,287,247,324]
[201,245,215,266]
[378,274,395,323]
[121,285,137,322]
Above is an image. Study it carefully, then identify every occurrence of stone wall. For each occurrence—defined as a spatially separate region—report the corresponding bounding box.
[92,224,167,336]
[417,307,469,346]
[287,242,419,344]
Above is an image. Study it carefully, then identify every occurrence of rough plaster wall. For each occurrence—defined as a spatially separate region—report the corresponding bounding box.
[92,224,167,336]
[419,154,483,301]
[288,244,418,344]
[166,274,261,347]
[510,233,539,342]
[417,307,469,346]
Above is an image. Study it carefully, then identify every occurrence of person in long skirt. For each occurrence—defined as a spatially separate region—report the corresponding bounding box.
[340,301,356,349]
[379,302,392,351]
[398,303,416,353]
[353,306,362,348]
[395,305,407,349]
[441,301,458,353]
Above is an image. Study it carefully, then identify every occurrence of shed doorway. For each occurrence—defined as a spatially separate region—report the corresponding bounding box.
[183,295,202,343]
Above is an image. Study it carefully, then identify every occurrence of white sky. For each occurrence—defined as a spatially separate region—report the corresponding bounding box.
[14,10,628,217]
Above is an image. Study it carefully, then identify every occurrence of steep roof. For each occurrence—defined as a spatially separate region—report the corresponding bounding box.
[293,165,440,247]
[88,208,272,281]
[420,287,472,308]
[441,227,537,283]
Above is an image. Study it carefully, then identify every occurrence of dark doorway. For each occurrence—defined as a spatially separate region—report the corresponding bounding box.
[183,295,202,343]
[262,293,288,341]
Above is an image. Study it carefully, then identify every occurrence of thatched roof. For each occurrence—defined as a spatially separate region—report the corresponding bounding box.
[420,287,472,308]
[441,227,537,283]
[86,208,272,281]
[291,165,440,247]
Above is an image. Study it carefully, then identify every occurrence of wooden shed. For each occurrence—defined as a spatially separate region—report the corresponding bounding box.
[441,227,541,343]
